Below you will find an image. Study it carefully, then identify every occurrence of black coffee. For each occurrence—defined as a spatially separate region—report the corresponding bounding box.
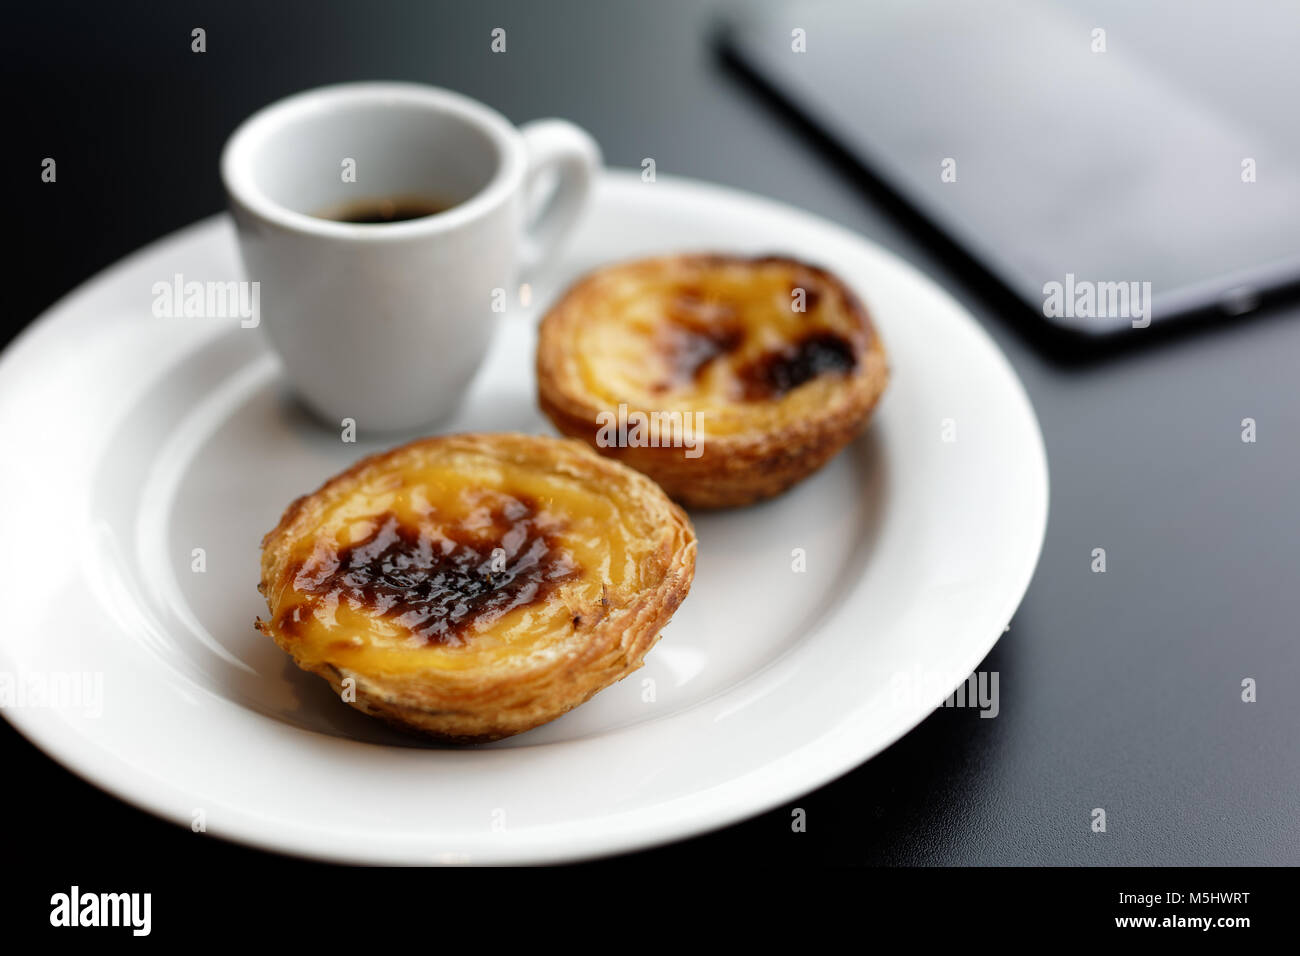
[316,195,452,224]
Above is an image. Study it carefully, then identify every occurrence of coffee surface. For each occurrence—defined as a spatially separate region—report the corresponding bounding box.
[316,195,452,224]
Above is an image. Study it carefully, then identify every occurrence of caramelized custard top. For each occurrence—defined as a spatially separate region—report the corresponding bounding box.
[285,495,579,647]
[262,444,672,674]
[737,330,857,400]
[566,255,872,435]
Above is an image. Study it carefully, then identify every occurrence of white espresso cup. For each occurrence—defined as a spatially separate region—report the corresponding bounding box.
[221,82,601,431]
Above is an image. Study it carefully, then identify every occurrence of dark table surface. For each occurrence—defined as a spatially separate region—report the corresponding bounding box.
[5,0,1298,869]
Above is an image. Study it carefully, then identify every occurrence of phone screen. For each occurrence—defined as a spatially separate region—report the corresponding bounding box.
[722,0,1300,335]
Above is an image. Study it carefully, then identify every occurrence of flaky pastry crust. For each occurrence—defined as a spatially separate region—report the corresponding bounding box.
[256,433,696,743]
[536,254,889,508]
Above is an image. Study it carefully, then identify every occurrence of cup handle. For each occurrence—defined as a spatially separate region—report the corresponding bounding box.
[518,119,602,281]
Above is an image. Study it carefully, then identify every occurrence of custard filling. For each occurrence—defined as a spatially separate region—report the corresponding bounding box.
[267,454,653,675]
[569,257,870,436]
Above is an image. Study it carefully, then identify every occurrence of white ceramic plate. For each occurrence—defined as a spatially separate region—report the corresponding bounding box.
[0,170,1047,864]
